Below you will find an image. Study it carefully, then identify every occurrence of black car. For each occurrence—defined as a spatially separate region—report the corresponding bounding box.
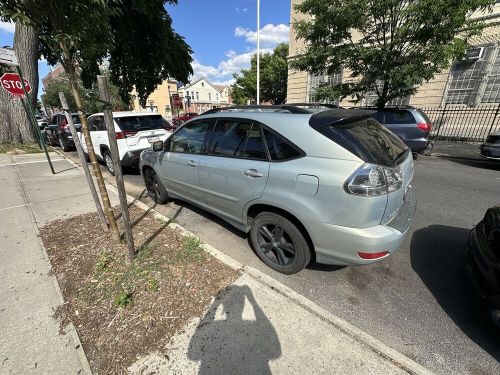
[368,107,432,155]
[44,113,82,151]
[466,205,500,327]
[480,131,500,160]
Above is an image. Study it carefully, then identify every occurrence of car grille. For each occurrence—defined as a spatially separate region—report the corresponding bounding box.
[387,186,416,232]
[486,134,500,144]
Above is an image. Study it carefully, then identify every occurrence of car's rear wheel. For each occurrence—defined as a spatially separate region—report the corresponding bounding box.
[103,150,115,175]
[143,168,168,204]
[58,136,70,152]
[250,212,311,274]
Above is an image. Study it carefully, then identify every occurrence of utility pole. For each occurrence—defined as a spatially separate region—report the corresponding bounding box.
[97,75,135,260]
[59,91,108,232]
[256,0,260,105]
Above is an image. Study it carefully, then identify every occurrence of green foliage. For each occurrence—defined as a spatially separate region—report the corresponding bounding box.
[232,43,289,104]
[176,236,206,263]
[42,74,127,113]
[0,0,192,106]
[291,0,495,108]
[114,290,132,307]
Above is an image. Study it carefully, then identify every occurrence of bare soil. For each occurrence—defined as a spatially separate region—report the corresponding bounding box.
[40,206,240,374]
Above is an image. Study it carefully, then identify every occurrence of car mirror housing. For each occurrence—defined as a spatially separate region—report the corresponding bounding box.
[152,140,164,152]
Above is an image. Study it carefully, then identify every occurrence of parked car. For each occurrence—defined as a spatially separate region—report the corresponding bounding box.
[367,107,432,155]
[480,131,500,160]
[465,205,500,327]
[44,113,82,151]
[140,105,416,274]
[172,112,198,127]
[80,112,174,175]
[35,114,48,130]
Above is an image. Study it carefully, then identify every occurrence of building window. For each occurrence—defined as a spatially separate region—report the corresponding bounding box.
[196,92,199,100]
[363,81,410,107]
[216,93,219,101]
[308,70,342,105]
[445,44,500,105]
[186,90,189,98]
[202,82,204,87]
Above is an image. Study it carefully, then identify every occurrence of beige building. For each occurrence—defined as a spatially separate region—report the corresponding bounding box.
[178,78,232,113]
[287,1,500,108]
[131,79,179,119]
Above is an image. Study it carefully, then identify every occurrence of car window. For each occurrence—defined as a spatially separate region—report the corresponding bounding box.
[371,112,385,123]
[115,115,170,132]
[208,120,267,160]
[88,117,97,131]
[169,120,210,154]
[71,114,81,124]
[384,110,414,124]
[262,128,302,161]
[93,116,106,131]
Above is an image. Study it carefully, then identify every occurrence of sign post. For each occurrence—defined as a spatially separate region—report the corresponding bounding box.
[0,48,55,174]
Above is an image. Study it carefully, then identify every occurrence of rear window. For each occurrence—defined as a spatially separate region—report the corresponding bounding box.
[383,110,414,124]
[318,117,408,166]
[415,110,432,124]
[115,115,170,132]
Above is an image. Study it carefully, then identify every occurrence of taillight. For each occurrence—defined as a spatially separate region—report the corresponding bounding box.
[59,118,68,129]
[417,122,431,132]
[115,131,137,139]
[344,163,403,196]
[358,251,389,260]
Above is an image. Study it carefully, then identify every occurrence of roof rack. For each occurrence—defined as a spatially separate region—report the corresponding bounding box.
[286,102,340,109]
[202,105,313,115]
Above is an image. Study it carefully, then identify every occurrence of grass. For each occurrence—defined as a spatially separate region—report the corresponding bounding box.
[0,142,50,154]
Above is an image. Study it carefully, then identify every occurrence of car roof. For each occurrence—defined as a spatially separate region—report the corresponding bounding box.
[89,111,162,118]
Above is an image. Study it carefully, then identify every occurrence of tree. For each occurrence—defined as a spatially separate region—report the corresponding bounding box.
[291,0,495,109]
[1,0,192,248]
[232,43,289,105]
[42,74,127,113]
[0,23,39,143]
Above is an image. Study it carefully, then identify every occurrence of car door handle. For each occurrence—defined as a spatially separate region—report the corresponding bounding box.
[244,169,263,178]
[187,160,198,168]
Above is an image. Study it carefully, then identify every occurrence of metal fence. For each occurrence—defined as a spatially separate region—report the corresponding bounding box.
[421,103,500,143]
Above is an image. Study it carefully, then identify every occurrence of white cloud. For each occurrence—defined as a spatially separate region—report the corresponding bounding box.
[0,21,15,34]
[243,8,248,12]
[235,23,289,47]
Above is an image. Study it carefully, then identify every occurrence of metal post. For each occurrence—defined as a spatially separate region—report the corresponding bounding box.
[256,0,260,105]
[59,91,108,232]
[486,102,500,137]
[16,66,55,174]
[97,75,135,260]
[434,102,448,141]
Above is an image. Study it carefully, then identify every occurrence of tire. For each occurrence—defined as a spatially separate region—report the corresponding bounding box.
[59,136,70,152]
[143,168,169,204]
[250,212,311,274]
[103,150,116,175]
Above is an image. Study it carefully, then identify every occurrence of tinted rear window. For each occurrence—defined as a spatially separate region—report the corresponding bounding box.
[318,117,408,166]
[115,115,170,131]
[383,110,414,124]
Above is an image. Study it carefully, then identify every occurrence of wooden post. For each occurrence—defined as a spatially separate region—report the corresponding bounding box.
[59,92,108,232]
[97,75,135,260]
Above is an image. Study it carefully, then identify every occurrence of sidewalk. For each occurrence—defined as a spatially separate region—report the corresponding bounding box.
[1,152,433,375]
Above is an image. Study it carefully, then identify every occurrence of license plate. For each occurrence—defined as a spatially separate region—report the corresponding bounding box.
[147,136,160,143]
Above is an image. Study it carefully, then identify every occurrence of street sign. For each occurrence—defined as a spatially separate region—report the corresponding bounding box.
[0,48,19,66]
[0,72,31,98]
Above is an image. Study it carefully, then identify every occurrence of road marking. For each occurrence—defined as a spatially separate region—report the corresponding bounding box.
[0,203,31,211]
[0,158,65,167]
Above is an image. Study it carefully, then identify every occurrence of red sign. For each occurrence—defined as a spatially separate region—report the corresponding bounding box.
[0,72,31,98]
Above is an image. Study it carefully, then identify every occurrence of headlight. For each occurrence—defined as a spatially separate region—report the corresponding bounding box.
[345,163,403,196]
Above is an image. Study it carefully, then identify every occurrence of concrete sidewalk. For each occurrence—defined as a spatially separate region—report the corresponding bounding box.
[1,152,433,375]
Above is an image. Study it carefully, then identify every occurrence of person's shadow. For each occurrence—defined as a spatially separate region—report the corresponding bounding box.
[188,285,281,375]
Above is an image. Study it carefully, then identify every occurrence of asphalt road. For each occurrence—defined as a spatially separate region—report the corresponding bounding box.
[65,150,500,375]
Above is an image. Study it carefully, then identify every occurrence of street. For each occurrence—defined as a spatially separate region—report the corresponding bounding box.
[62,149,500,375]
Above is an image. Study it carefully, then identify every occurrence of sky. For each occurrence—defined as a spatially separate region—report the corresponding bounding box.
[0,0,291,96]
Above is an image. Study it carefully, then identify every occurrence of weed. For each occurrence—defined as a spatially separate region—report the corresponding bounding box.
[176,236,206,263]
[148,277,159,292]
[114,290,132,307]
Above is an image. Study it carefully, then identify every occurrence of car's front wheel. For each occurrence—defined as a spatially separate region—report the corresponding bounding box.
[143,168,169,204]
[250,212,311,274]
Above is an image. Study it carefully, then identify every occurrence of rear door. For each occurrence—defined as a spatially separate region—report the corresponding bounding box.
[197,119,270,224]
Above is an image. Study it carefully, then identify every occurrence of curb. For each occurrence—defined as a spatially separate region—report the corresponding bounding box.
[59,150,435,375]
[11,157,93,375]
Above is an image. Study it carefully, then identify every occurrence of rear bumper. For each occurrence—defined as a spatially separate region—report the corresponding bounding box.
[121,149,145,168]
[405,139,429,153]
[480,143,500,160]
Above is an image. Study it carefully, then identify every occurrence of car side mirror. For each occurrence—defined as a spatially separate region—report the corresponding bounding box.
[152,140,164,152]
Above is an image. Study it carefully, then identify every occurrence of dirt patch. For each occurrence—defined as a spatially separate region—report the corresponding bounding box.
[0,142,51,154]
[40,206,240,374]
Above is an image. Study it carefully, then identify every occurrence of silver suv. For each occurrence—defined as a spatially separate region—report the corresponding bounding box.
[139,106,416,274]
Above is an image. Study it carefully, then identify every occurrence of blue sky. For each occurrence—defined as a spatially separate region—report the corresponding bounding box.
[0,0,291,95]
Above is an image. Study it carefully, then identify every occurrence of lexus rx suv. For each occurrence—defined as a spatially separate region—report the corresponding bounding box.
[140,106,416,274]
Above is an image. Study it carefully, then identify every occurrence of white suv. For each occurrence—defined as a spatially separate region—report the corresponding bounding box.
[80,112,174,174]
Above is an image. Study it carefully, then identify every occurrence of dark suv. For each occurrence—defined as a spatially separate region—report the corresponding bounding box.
[368,107,432,154]
[44,113,82,151]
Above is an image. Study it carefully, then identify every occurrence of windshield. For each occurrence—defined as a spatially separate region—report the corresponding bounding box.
[319,117,408,166]
[115,115,170,132]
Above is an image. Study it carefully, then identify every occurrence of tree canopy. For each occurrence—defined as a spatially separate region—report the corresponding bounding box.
[232,43,289,105]
[290,0,496,108]
[0,0,193,106]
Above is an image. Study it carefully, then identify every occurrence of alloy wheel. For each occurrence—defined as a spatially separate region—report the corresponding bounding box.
[144,169,161,201]
[256,223,296,266]
[105,153,114,174]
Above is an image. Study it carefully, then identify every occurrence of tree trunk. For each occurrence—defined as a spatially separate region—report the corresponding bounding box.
[0,23,39,143]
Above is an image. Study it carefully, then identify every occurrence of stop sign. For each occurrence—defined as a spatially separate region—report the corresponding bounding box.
[0,72,31,98]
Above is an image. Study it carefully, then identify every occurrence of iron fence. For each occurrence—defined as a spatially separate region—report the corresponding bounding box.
[421,103,500,143]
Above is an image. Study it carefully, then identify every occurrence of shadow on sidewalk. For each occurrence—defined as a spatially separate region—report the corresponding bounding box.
[411,225,500,362]
[188,285,281,375]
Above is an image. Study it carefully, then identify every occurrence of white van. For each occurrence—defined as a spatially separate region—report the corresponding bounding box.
[80,112,174,174]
